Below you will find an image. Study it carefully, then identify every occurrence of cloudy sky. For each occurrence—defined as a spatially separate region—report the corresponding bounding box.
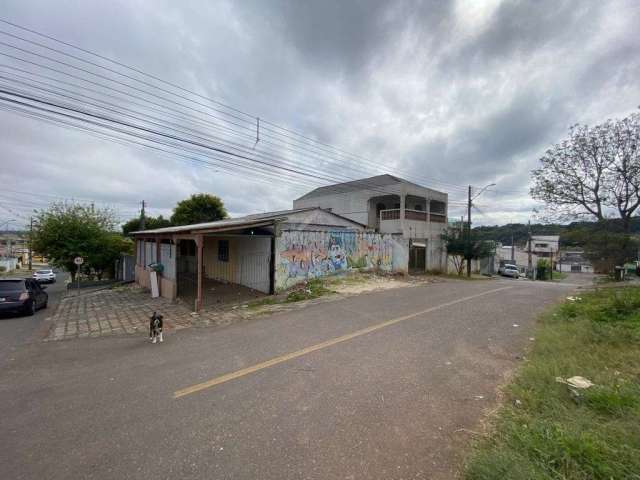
[1,0,639,229]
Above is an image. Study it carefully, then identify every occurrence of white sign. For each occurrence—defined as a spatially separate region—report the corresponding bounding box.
[74,256,84,265]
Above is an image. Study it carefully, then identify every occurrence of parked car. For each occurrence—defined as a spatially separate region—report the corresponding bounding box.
[0,278,48,316]
[33,269,56,283]
[499,264,520,278]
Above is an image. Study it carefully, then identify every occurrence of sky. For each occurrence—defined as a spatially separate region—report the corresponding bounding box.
[0,0,639,229]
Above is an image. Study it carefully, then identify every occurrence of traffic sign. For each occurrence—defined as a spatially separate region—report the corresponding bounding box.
[74,256,84,265]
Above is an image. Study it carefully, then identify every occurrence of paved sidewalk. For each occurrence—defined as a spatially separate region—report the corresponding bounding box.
[44,286,249,341]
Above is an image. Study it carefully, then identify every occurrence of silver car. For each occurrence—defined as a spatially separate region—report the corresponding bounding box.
[499,264,520,278]
[33,269,57,284]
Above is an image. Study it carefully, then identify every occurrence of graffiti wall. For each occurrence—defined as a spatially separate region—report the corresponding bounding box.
[275,230,395,291]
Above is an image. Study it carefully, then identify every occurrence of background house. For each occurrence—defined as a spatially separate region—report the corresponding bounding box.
[293,175,448,272]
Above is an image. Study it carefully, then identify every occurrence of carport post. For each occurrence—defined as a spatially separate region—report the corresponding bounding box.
[196,234,203,312]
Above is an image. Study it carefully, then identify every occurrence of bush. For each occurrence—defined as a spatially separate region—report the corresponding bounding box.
[536,258,550,280]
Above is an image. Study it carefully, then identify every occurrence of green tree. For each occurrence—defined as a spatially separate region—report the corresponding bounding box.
[31,203,129,280]
[170,193,227,226]
[121,215,172,235]
[442,227,495,275]
[531,111,640,231]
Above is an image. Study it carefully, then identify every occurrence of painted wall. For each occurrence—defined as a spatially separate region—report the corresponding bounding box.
[275,230,398,291]
[203,236,271,293]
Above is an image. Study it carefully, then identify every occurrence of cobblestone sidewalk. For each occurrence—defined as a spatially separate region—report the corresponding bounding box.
[45,286,249,341]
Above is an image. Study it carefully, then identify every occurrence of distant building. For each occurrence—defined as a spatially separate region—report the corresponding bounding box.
[557,250,593,273]
[529,235,560,258]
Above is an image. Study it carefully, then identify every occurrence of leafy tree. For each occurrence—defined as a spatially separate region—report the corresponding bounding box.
[170,193,227,226]
[582,231,638,274]
[531,111,640,231]
[87,234,134,279]
[31,203,129,280]
[442,227,495,276]
[122,215,172,235]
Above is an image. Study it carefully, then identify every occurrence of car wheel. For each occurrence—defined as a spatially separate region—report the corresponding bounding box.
[25,300,36,316]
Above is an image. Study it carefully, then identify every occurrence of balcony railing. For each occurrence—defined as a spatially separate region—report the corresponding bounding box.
[379,209,446,223]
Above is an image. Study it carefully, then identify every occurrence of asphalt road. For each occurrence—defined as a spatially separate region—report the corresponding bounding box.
[0,277,581,480]
[0,269,68,367]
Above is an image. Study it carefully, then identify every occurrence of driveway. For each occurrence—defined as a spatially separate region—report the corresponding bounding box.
[0,277,579,479]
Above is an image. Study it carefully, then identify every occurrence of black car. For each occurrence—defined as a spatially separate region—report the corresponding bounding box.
[0,278,48,316]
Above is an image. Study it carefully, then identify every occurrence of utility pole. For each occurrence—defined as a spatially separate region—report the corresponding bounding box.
[140,200,146,230]
[511,233,515,262]
[466,185,472,277]
[28,216,33,271]
[527,220,532,280]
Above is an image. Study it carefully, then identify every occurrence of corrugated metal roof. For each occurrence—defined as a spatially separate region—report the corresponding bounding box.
[130,207,363,235]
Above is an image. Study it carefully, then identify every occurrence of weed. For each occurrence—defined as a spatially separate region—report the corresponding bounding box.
[464,286,640,480]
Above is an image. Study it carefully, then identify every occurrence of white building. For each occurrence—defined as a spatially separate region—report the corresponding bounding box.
[293,175,448,272]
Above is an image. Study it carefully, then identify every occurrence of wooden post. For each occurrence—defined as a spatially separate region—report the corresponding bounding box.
[196,235,203,312]
[156,238,161,296]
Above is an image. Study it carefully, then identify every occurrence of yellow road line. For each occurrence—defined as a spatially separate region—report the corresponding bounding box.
[174,285,513,398]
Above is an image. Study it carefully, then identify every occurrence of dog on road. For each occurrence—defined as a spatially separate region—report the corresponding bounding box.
[149,311,164,343]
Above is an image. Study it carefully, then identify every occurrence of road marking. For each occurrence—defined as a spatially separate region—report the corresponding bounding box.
[174,285,513,398]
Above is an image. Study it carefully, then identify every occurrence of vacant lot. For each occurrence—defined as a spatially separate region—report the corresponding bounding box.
[465,286,640,479]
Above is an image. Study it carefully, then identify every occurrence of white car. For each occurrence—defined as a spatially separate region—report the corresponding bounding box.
[33,269,56,284]
[499,264,520,278]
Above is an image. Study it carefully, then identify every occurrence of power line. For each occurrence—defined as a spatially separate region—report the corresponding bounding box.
[0,22,477,194]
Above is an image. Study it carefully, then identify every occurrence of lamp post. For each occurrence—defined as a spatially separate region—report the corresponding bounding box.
[466,184,496,277]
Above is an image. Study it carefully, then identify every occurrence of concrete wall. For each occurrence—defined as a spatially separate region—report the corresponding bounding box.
[0,257,17,272]
[275,230,400,291]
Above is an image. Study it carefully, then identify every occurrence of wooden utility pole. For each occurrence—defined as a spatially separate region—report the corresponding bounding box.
[466,185,472,277]
[28,216,33,271]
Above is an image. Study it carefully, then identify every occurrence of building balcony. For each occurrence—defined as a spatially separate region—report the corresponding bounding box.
[378,209,447,236]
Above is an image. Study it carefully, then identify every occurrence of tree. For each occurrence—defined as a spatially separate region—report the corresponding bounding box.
[170,194,227,226]
[122,215,172,235]
[582,231,638,274]
[442,227,495,275]
[531,111,640,231]
[31,203,129,280]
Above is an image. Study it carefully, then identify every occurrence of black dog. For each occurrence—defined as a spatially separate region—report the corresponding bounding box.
[149,311,164,343]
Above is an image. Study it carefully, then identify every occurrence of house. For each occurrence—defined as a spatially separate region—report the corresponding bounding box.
[557,250,593,273]
[132,207,404,310]
[529,235,560,258]
[293,174,448,272]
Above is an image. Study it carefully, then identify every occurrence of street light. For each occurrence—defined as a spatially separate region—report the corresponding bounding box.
[466,183,496,277]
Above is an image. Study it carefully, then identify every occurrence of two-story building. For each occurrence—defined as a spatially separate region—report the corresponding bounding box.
[293,174,448,272]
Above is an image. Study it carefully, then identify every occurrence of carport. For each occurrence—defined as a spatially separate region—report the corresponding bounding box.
[133,216,278,311]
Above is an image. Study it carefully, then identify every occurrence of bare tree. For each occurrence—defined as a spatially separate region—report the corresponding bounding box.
[531,111,640,231]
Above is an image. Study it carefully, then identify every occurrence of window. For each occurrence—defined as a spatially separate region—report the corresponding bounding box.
[414,205,423,211]
[218,240,229,262]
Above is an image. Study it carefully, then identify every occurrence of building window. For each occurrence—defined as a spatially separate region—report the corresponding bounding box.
[218,240,229,262]
[414,205,423,211]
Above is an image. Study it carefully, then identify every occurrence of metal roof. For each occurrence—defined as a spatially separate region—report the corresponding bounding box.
[130,207,363,236]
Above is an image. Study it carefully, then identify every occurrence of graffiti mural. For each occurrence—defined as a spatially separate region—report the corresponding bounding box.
[275,230,394,290]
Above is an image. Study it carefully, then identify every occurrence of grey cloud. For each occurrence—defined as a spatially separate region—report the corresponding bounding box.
[1,0,639,227]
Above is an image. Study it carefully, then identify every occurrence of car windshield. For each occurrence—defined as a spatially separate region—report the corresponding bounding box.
[36,270,52,274]
[505,265,517,269]
[0,280,25,292]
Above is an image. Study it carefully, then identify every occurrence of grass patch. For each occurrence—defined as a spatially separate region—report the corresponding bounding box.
[549,271,569,282]
[464,286,640,480]
[285,278,335,302]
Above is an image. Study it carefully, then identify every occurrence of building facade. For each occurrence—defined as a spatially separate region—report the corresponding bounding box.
[293,175,448,272]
